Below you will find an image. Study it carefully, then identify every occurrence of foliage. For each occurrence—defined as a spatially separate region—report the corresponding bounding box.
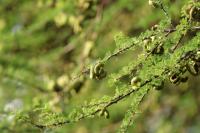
[0,0,200,133]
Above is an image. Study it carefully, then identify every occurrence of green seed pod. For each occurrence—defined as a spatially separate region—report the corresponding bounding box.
[180,51,193,60]
[131,77,141,90]
[99,109,104,116]
[99,109,109,119]
[189,6,200,21]
[151,24,159,31]
[153,44,164,55]
[89,65,95,79]
[186,60,199,76]
[104,109,110,119]
[90,62,107,80]
[143,39,151,53]
[143,38,151,45]
[169,73,180,84]
[94,63,104,74]
[83,41,94,58]
[96,71,107,80]
[195,51,200,62]
[180,66,187,73]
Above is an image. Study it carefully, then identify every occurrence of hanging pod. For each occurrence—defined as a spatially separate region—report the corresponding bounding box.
[94,63,104,74]
[104,110,110,119]
[189,6,200,22]
[94,62,107,80]
[186,60,199,76]
[180,51,193,61]
[152,44,164,55]
[89,62,107,80]
[143,38,151,53]
[169,73,180,84]
[131,77,141,90]
[89,65,95,79]
[194,51,200,62]
[180,66,187,74]
[151,24,159,31]
[99,109,109,119]
[144,36,164,55]
[96,71,107,80]
[169,72,189,84]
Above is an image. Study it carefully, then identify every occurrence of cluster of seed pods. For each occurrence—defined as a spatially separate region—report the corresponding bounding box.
[89,62,107,80]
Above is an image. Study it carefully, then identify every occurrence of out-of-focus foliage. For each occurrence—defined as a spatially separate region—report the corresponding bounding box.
[0,0,200,133]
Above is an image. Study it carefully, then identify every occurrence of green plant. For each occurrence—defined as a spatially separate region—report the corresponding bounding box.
[0,0,200,133]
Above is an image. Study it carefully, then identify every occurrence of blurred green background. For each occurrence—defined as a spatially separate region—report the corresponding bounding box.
[0,0,200,133]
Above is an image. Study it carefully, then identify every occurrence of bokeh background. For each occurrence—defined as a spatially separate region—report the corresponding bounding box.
[0,0,200,133]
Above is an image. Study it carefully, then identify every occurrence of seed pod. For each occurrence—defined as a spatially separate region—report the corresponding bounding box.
[89,65,95,79]
[95,62,107,80]
[180,66,187,73]
[186,60,199,76]
[99,109,109,119]
[100,72,107,79]
[169,73,180,84]
[131,77,141,86]
[90,62,107,80]
[189,6,200,22]
[94,63,104,74]
[195,51,200,62]
[131,77,141,90]
[150,36,156,42]
[104,109,110,119]
[143,38,151,45]
[151,24,159,31]
[153,45,164,55]
[143,38,151,53]
[180,51,193,60]
[83,41,94,58]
